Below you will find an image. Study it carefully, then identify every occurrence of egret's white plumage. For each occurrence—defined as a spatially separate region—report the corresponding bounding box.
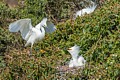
[67,45,86,67]
[9,18,56,54]
[75,2,97,18]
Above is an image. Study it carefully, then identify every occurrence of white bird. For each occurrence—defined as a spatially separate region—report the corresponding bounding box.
[75,2,97,18]
[67,45,86,68]
[9,18,56,54]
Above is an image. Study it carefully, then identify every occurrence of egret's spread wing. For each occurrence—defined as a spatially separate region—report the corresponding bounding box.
[45,21,56,33]
[9,19,32,40]
[85,4,97,14]
[75,3,97,18]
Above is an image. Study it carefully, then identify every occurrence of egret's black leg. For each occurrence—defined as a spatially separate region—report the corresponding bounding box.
[29,44,33,56]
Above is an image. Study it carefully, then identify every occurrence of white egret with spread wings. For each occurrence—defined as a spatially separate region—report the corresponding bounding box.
[75,2,97,18]
[9,18,56,54]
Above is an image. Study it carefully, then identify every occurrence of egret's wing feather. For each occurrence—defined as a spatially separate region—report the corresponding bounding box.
[85,4,97,14]
[9,20,22,32]
[9,19,32,40]
[75,3,97,18]
[25,29,36,47]
[78,55,86,65]
[20,21,32,39]
[45,21,56,33]
[24,29,32,41]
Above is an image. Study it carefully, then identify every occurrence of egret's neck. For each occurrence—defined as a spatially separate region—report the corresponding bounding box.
[71,52,79,61]
[72,57,78,61]
[35,23,43,29]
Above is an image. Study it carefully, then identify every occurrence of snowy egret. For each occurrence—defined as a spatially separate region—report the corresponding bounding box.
[74,2,97,18]
[67,45,86,67]
[9,18,56,54]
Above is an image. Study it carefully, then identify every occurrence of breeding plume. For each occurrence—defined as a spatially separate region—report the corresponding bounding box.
[75,2,97,18]
[9,18,56,54]
[67,45,86,67]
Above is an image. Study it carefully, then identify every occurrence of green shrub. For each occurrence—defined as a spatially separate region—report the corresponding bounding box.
[0,0,120,79]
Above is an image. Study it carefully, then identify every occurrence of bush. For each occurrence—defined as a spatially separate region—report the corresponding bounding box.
[0,0,120,79]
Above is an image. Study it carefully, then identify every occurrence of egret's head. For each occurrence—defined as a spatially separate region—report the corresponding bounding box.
[41,23,47,27]
[41,18,47,27]
[67,45,80,55]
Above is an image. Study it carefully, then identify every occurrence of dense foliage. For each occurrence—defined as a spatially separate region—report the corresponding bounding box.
[0,0,120,79]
